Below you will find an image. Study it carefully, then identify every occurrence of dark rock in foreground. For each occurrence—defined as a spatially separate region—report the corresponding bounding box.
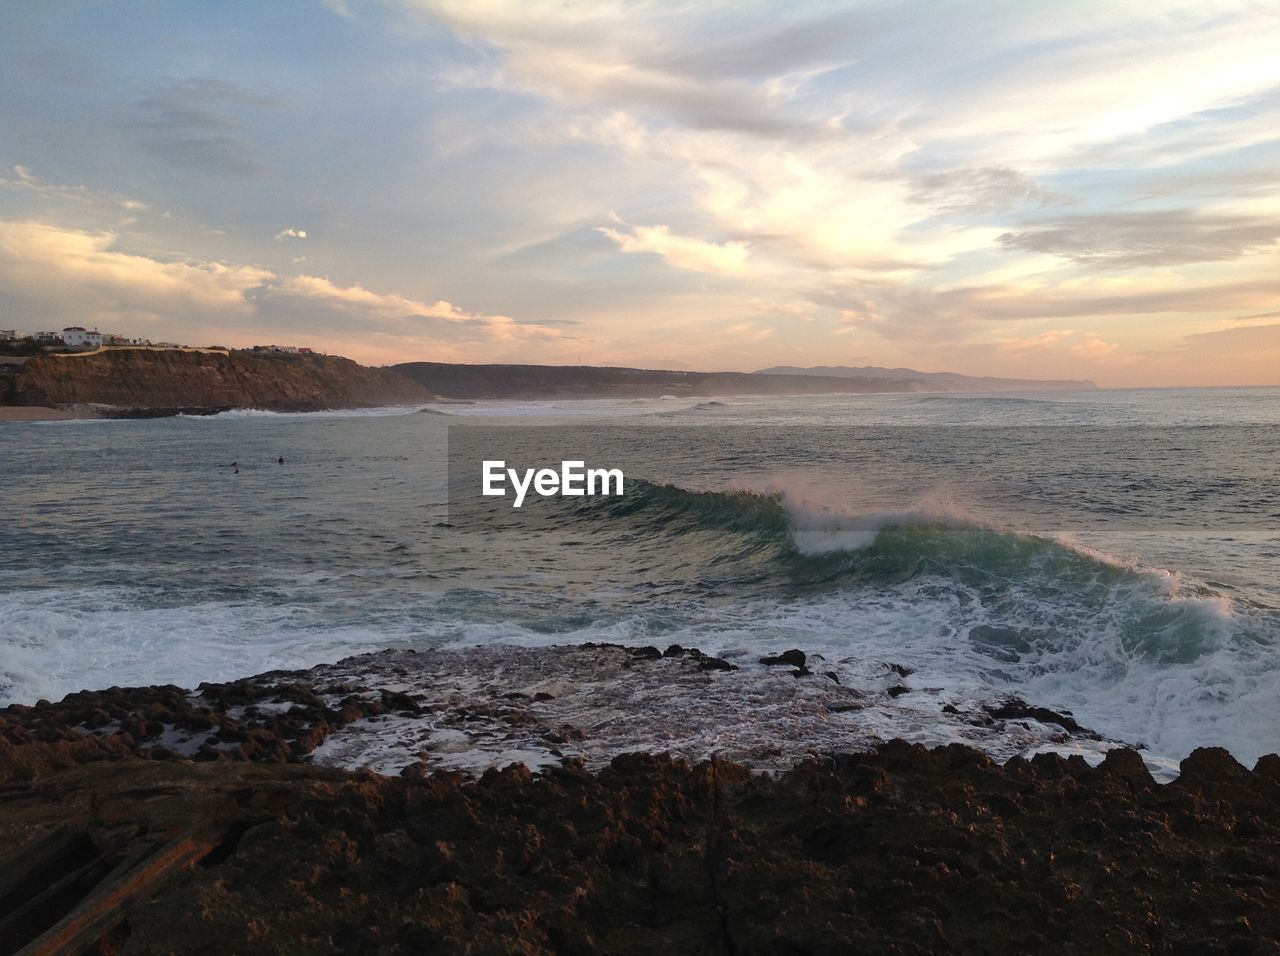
[3,744,1280,954]
[1,644,1279,951]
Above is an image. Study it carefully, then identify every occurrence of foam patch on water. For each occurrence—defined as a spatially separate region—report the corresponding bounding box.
[181,404,436,420]
[0,585,401,703]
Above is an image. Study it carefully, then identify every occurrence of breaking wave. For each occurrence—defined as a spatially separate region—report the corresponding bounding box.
[562,480,1279,759]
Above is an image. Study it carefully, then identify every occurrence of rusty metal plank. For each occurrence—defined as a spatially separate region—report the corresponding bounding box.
[17,831,218,956]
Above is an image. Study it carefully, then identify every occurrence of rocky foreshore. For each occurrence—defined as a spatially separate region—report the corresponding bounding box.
[3,644,1279,953]
[0,643,1118,785]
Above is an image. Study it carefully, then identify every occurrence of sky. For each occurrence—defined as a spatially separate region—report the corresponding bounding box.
[1,1,1278,386]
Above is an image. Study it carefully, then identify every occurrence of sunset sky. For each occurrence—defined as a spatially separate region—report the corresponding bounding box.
[2,0,1278,386]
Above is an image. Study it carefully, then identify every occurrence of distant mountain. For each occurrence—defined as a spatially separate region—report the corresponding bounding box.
[754,366,1097,391]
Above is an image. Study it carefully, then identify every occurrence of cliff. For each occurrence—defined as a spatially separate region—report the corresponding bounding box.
[393,361,917,399]
[12,348,432,412]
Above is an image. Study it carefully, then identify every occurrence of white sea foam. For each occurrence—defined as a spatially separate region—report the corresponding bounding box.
[0,586,399,703]
[181,404,436,420]
[731,478,977,554]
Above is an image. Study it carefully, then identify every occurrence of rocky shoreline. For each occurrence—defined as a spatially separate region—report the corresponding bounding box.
[3,644,1279,952]
[0,403,237,421]
[0,643,1119,785]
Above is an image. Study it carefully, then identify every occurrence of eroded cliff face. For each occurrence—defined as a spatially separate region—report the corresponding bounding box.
[13,349,432,411]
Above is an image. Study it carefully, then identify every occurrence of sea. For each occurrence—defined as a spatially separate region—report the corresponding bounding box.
[2,387,1278,773]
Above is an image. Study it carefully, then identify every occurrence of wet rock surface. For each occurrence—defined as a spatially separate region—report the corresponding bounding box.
[985,697,1097,738]
[4,743,1280,953]
[0,677,411,785]
[2,643,1127,788]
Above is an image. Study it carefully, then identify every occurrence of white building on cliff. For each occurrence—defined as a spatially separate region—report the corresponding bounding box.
[62,327,103,350]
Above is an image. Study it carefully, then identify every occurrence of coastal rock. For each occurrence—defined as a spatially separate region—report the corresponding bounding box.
[3,742,1280,954]
[760,649,807,668]
[985,697,1095,737]
[1099,746,1154,787]
[661,644,737,671]
[1177,746,1249,786]
[2,645,1132,784]
[0,678,406,785]
[5,645,1280,951]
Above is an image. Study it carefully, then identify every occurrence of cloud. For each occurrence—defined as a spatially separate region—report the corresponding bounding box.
[722,321,776,342]
[999,210,1280,268]
[597,222,749,275]
[995,329,1077,353]
[748,298,815,320]
[0,220,270,326]
[8,1,1280,381]
[131,78,279,176]
[1072,83,1280,170]
[811,269,1280,352]
[986,329,1118,365]
[320,0,355,17]
[276,274,463,317]
[1069,332,1119,359]
[0,220,564,362]
[1181,322,1280,354]
[251,2,1280,382]
[412,1,1280,293]
[1156,322,1280,384]
[422,1,851,141]
[0,165,90,203]
[0,165,148,215]
[909,166,1068,214]
[264,274,568,347]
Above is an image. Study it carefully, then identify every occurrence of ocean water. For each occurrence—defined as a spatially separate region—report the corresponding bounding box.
[2,388,1278,769]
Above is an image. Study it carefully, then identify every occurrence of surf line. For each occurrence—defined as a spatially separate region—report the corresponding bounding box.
[482,460,624,508]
